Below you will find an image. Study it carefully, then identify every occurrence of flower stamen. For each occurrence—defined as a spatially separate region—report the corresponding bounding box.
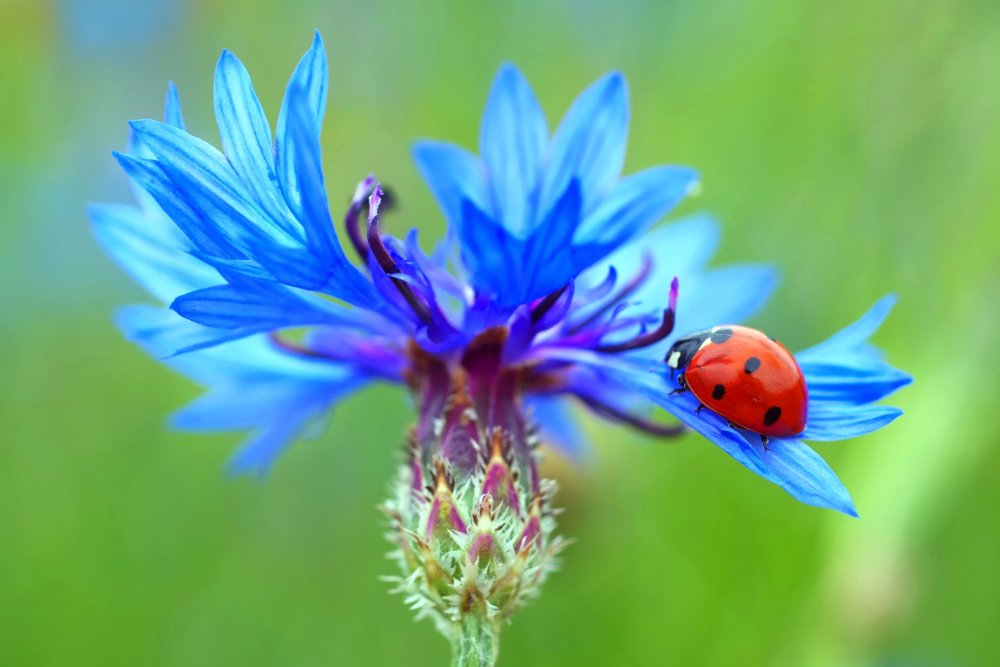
[367,185,433,324]
[268,331,330,359]
[344,174,377,263]
[567,253,654,334]
[577,394,686,438]
[594,277,679,354]
[530,285,570,324]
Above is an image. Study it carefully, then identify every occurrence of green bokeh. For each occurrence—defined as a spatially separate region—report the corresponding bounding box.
[1,1,997,665]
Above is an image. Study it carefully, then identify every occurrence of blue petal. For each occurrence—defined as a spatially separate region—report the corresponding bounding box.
[527,395,590,460]
[800,359,912,405]
[225,414,314,475]
[214,49,293,234]
[749,437,857,516]
[171,362,366,434]
[128,109,377,306]
[576,165,699,245]
[479,63,547,236]
[634,369,856,515]
[164,81,186,130]
[797,295,912,405]
[128,83,185,165]
[219,358,370,476]
[276,31,328,219]
[174,384,317,432]
[171,281,352,333]
[539,72,629,218]
[118,301,375,475]
[89,202,218,302]
[676,264,779,335]
[454,198,517,295]
[284,87,378,304]
[582,214,721,292]
[164,331,371,475]
[802,405,903,441]
[128,119,300,251]
[456,181,582,305]
[117,305,250,358]
[226,411,314,477]
[112,151,236,258]
[517,180,583,303]
[797,295,897,361]
[158,324,362,385]
[412,140,492,230]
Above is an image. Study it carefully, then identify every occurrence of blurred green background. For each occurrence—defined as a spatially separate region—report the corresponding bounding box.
[1,0,998,665]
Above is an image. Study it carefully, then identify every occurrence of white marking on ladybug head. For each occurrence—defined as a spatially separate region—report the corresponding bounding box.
[699,337,713,350]
[667,350,681,368]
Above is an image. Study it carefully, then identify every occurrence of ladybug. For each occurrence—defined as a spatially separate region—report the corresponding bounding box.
[665,325,808,445]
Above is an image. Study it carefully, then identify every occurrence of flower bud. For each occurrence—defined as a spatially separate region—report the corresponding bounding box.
[382,329,566,646]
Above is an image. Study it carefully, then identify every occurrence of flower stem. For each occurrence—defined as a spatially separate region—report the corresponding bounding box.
[451,614,500,667]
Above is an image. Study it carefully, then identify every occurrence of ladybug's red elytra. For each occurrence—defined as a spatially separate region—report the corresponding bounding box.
[665,325,808,444]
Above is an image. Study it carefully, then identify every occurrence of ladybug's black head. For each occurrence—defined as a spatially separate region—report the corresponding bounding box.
[664,327,734,371]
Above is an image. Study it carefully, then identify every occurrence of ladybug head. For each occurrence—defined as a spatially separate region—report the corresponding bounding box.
[664,327,734,372]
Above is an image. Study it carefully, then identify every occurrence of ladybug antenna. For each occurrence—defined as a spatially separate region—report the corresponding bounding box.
[596,276,679,354]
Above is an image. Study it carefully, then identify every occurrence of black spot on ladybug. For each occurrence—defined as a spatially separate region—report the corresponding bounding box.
[763,406,782,426]
[744,356,761,374]
[710,328,733,344]
[712,384,726,400]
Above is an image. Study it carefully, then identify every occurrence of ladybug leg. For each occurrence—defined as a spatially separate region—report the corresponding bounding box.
[760,434,770,451]
[694,404,704,414]
[670,373,688,395]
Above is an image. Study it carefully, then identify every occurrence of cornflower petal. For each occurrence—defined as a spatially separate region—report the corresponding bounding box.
[214,49,293,235]
[170,281,353,332]
[576,165,698,245]
[165,334,373,475]
[163,81,186,130]
[416,68,700,306]
[129,120,298,250]
[89,202,218,302]
[116,305,249,358]
[674,264,778,338]
[479,63,547,236]
[412,140,492,229]
[797,294,897,361]
[539,72,629,217]
[275,31,329,218]
[111,151,236,258]
[283,86,380,303]
[801,405,904,441]
[527,395,589,460]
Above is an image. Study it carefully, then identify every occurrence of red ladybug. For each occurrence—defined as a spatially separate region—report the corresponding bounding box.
[665,325,808,444]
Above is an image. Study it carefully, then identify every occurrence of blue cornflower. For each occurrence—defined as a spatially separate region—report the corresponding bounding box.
[91,31,908,520]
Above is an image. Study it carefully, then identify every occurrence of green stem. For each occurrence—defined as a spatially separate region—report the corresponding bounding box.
[450,614,500,667]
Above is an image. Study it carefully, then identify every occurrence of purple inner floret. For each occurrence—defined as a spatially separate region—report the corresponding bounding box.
[91,31,910,517]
